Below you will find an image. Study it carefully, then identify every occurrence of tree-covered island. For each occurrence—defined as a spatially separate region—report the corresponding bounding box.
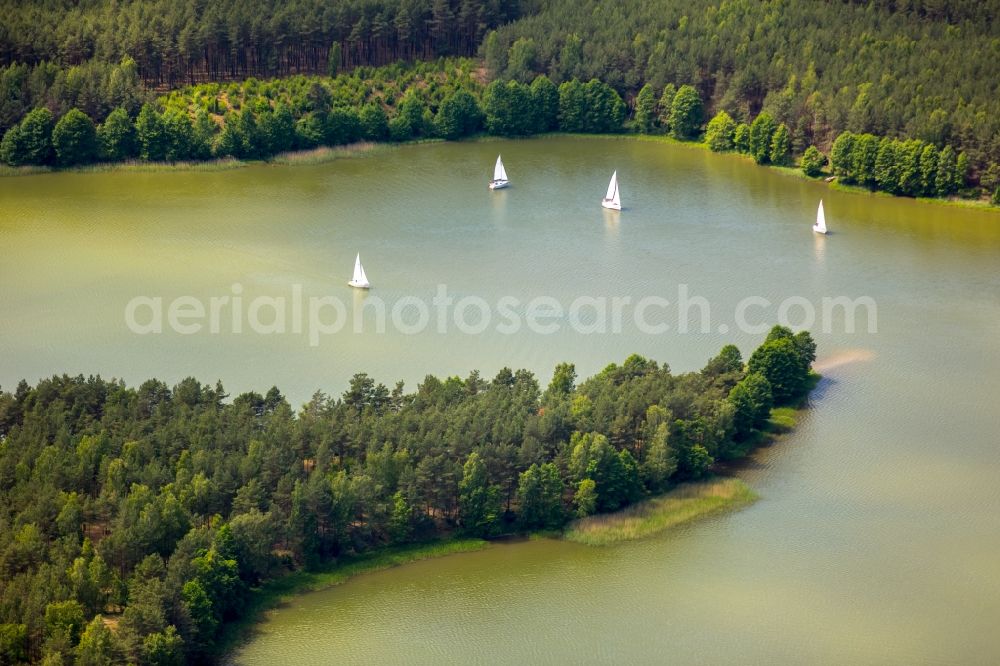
[0,326,816,664]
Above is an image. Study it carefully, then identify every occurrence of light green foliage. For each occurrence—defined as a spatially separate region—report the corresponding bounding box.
[459,452,503,537]
[683,445,713,479]
[728,372,773,439]
[956,152,969,191]
[484,79,534,136]
[641,423,677,493]
[52,108,98,166]
[389,490,414,543]
[506,37,538,83]
[97,107,137,161]
[557,78,587,132]
[1,107,54,165]
[545,362,576,400]
[656,83,676,130]
[895,139,924,196]
[583,79,625,132]
[874,137,899,193]
[557,33,583,81]
[325,107,362,145]
[45,600,86,646]
[703,344,743,376]
[705,110,736,151]
[75,616,119,666]
[574,478,598,518]
[530,75,559,132]
[919,144,939,195]
[748,112,777,164]
[0,623,28,663]
[801,145,826,177]
[733,122,750,153]
[135,104,169,161]
[162,108,195,161]
[829,131,855,177]
[435,89,483,139]
[936,145,959,196]
[565,479,758,546]
[483,31,507,76]
[569,432,642,512]
[747,326,815,404]
[517,463,565,529]
[669,84,702,139]
[359,103,389,141]
[769,123,790,165]
[257,105,295,156]
[141,626,184,666]
[633,83,658,133]
[557,78,624,133]
[396,89,427,138]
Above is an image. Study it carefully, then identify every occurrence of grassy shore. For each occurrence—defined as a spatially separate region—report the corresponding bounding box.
[564,477,758,546]
[217,538,487,655]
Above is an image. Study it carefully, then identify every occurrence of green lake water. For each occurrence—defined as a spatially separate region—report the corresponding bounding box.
[1,137,999,664]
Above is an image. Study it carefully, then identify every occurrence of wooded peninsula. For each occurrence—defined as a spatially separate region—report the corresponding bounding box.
[0,326,815,664]
[1,0,998,204]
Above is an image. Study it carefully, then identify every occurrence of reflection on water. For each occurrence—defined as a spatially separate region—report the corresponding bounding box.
[602,207,620,235]
[813,231,826,263]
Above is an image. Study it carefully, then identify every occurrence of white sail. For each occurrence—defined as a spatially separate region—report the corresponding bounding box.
[602,171,621,210]
[814,200,827,234]
[494,155,508,182]
[349,253,370,288]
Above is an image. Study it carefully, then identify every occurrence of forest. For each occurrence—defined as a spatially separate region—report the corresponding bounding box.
[0,326,815,664]
[2,0,1000,200]
[485,0,1000,191]
[0,0,518,85]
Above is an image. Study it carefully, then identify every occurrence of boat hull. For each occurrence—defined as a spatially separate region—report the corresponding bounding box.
[601,199,621,211]
[489,180,510,190]
[812,225,827,234]
[348,280,371,289]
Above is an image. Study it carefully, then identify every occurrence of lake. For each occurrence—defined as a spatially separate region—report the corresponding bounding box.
[2,137,999,664]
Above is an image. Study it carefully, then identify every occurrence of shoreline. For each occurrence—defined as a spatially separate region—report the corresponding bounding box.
[218,538,489,659]
[563,477,759,546]
[2,132,996,214]
[222,391,816,658]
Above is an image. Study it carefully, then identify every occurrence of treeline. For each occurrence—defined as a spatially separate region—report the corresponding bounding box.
[0,0,518,87]
[0,327,816,664]
[3,57,994,202]
[0,60,633,167]
[701,109,982,200]
[484,0,1000,190]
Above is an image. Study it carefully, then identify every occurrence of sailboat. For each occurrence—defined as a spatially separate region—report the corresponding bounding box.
[601,170,622,210]
[348,253,370,289]
[489,154,509,190]
[813,200,828,234]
